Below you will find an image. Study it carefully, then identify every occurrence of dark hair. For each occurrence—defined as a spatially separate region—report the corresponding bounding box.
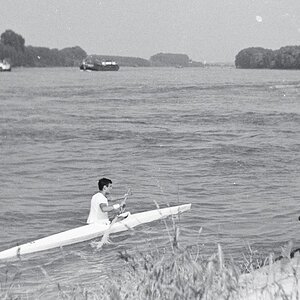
[98,178,112,191]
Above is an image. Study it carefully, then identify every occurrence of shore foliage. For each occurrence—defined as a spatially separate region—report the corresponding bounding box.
[0,30,203,68]
[0,30,87,67]
[1,225,298,299]
[235,46,300,69]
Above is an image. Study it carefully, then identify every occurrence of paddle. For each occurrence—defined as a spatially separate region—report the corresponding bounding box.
[120,188,131,214]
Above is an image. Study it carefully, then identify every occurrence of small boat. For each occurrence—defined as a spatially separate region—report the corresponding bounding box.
[0,59,11,72]
[80,59,119,71]
[0,204,191,260]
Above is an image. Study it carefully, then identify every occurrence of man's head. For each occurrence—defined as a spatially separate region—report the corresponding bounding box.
[98,178,112,195]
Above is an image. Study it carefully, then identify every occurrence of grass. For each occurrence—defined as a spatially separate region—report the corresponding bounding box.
[109,243,240,300]
[1,224,299,299]
[103,237,300,300]
[0,269,22,300]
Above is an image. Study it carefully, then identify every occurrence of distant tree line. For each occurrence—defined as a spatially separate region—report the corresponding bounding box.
[235,46,300,69]
[63,53,203,67]
[150,53,203,67]
[0,29,204,68]
[150,53,190,67]
[0,30,87,67]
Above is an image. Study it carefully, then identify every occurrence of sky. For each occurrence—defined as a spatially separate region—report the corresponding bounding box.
[0,0,300,62]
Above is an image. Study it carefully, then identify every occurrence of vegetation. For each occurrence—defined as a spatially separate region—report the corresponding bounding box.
[0,29,86,67]
[150,53,190,67]
[100,242,299,300]
[150,53,203,67]
[0,29,204,68]
[1,224,298,299]
[109,244,241,299]
[24,46,87,67]
[235,46,300,69]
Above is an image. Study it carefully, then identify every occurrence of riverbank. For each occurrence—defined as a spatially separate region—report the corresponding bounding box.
[1,241,299,299]
[239,253,300,299]
[107,242,300,300]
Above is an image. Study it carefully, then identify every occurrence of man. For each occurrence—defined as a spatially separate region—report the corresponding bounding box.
[87,178,127,224]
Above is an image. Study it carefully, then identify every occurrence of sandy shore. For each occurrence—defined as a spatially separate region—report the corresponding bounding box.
[238,255,300,299]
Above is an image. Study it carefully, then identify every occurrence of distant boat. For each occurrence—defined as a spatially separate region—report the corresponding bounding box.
[80,59,119,71]
[0,60,11,72]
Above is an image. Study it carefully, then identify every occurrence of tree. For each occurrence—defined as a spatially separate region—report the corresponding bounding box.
[235,45,300,69]
[235,47,274,69]
[150,53,190,67]
[0,30,25,52]
[59,46,87,66]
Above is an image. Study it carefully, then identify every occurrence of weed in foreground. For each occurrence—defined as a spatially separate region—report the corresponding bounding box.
[1,220,299,300]
[106,242,240,300]
[1,242,299,300]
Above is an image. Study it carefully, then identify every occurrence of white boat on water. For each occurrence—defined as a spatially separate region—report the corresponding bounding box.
[0,59,11,71]
[0,203,191,260]
[80,59,119,71]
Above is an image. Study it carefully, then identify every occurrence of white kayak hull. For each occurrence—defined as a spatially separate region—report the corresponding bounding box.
[0,204,191,260]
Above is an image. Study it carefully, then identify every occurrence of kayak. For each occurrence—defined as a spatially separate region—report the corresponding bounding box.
[0,203,191,260]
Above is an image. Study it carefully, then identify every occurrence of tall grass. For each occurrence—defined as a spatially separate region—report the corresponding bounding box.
[1,225,299,299]
[102,237,299,300]
[108,242,241,299]
[0,268,22,300]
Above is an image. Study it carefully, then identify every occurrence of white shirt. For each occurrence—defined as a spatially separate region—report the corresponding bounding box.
[87,192,109,224]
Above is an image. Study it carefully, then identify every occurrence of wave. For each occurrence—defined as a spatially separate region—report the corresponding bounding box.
[138,83,269,94]
[270,82,300,89]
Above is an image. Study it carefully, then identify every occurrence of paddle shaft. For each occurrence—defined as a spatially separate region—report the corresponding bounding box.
[120,188,131,213]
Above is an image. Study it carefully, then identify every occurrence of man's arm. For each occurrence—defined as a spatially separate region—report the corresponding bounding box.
[100,200,126,213]
[101,190,129,212]
[108,192,129,202]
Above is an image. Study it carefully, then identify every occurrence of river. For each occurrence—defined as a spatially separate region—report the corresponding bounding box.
[0,66,299,298]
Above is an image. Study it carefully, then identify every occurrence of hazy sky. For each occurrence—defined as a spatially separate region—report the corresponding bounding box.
[1,0,300,62]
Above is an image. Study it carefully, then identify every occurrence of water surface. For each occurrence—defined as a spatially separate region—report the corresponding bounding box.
[0,67,299,297]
